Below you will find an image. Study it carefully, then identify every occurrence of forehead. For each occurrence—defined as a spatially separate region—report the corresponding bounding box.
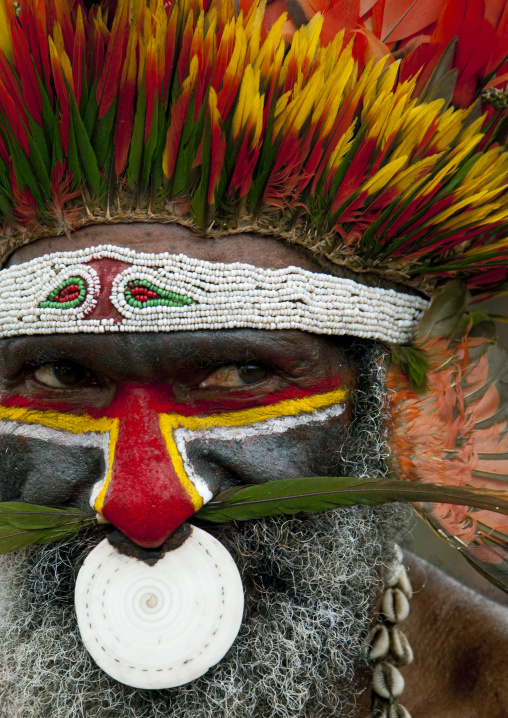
[7,223,322,272]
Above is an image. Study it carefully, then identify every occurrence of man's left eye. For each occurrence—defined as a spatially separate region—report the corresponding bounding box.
[198,364,268,388]
[33,361,90,388]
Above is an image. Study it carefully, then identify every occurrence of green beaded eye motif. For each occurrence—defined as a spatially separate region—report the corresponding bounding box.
[125,279,195,308]
[40,277,87,309]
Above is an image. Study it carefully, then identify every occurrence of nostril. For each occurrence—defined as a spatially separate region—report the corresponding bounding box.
[107,523,192,565]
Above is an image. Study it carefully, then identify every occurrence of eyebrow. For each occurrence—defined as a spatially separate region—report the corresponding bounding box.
[0,329,338,380]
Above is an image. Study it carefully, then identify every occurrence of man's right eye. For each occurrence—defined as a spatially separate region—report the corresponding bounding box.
[198,363,269,388]
[33,361,90,388]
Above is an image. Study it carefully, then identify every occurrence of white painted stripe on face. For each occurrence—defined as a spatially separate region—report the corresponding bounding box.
[173,402,346,500]
[0,419,108,449]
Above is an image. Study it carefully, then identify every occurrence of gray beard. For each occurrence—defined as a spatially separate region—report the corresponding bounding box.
[0,505,411,718]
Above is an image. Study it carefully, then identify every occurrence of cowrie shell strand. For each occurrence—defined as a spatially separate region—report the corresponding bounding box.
[382,587,410,624]
[368,624,390,661]
[391,628,414,665]
[372,662,405,699]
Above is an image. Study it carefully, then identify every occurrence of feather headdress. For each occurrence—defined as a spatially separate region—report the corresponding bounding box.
[0,0,507,299]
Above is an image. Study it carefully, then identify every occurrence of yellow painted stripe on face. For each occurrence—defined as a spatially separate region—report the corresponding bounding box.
[0,406,114,434]
[93,419,120,516]
[158,417,203,511]
[161,386,349,432]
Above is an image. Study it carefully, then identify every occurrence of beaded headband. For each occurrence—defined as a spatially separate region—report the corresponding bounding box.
[0,245,428,341]
[0,0,507,300]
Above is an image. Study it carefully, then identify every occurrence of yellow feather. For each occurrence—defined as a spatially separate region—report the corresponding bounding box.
[363,156,408,195]
[0,2,12,63]
[254,13,286,76]
[465,237,508,258]
[48,36,74,93]
[247,0,266,61]
[327,123,355,173]
[394,156,441,193]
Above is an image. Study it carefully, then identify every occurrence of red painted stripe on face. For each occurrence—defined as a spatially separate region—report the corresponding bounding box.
[0,375,345,417]
[101,385,196,548]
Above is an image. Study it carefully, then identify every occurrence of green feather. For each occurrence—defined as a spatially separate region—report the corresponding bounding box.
[195,476,508,523]
[387,342,430,390]
[127,87,147,194]
[29,118,51,172]
[0,503,95,555]
[415,280,469,340]
[70,97,105,199]
[141,92,159,194]
[93,101,116,172]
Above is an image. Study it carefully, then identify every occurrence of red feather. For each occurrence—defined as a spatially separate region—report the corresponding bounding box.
[164,63,197,180]
[208,101,226,204]
[12,29,43,126]
[49,41,70,154]
[0,76,29,154]
[96,0,129,120]
[163,8,178,103]
[114,30,137,176]
[178,12,195,86]
[371,0,387,36]
[73,6,85,108]
[486,3,508,74]
[485,0,506,25]
[381,0,443,43]
[360,0,378,15]
[216,35,247,118]
[53,0,75,57]
[320,0,360,46]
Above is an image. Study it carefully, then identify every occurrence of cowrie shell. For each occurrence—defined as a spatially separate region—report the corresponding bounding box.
[384,547,405,587]
[384,561,403,588]
[75,527,244,689]
[396,567,413,600]
[389,704,412,718]
[372,662,405,699]
[368,624,390,661]
[391,627,414,665]
[382,587,410,624]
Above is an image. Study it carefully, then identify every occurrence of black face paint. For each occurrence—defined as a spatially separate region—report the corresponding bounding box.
[185,414,349,492]
[0,435,104,508]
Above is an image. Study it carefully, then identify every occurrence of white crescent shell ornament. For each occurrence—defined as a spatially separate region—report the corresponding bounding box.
[74,526,244,689]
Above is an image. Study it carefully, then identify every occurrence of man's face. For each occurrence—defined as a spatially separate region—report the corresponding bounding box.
[0,224,358,544]
[0,223,408,716]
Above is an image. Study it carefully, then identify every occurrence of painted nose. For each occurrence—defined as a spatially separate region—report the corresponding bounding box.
[93,387,202,548]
